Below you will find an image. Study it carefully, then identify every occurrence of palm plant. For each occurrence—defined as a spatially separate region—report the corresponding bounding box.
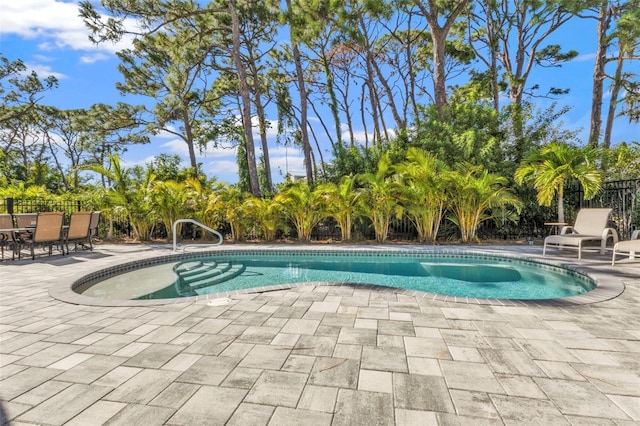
[124,168,157,241]
[243,196,283,241]
[150,180,188,240]
[395,148,449,243]
[357,154,404,243]
[184,177,223,233]
[316,175,360,241]
[207,185,248,242]
[0,182,49,199]
[448,164,522,243]
[515,142,603,223]
[79,185,114,239]
[82,154,155,240]
[275,181,326,241]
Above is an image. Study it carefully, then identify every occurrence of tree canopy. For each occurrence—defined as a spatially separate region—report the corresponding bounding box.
[1,0,638,203]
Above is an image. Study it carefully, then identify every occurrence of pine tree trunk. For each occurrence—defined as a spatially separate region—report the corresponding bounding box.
[604,54,624,149]
[589,3,611,148]
[321,55,342,147]
[229,0,261,197]
[291,40,313,185]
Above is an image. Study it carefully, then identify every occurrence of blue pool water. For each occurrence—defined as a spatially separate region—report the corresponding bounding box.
[77,250,595,301]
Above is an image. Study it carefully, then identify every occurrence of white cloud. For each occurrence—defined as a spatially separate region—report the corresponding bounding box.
[268,145,293,156]
[200,145,239,159]
[160,138,238,160]
[339,127,398,146]
[573,53,596,63]
[123,131,312,184]
[144,136,241,183]
[251,117,279,140]
[154,128,178,139]
[80,52,110,64]
[344,129,374,145]
[160,135,306,183]
[120,155,156,169]
[23,62,67,80]
[268,147,306,178]
[0,0,132,54]
[37,41,57,52]
[32,54,55,62]
[202,159,239,183]
[160,139,192,157]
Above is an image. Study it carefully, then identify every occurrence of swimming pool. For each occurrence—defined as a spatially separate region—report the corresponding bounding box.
[73,249,595,301]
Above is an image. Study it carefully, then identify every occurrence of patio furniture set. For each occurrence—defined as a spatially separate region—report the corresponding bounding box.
[0,211,100,261]
[542,208,639,265]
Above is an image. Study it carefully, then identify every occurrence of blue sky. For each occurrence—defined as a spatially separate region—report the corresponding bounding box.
[0,0,306,184]
[1,0,638,185]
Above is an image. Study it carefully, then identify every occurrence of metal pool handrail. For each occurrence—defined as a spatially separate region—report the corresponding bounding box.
[172,219,223,252]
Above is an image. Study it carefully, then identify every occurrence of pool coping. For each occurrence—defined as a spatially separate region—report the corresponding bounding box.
[48,244,626,308]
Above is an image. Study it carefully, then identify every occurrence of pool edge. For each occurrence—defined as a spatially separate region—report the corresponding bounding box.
[49,245,626,308]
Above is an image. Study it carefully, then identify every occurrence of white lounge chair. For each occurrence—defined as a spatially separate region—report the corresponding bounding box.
[612,230,640,266]
[543,208,618,260]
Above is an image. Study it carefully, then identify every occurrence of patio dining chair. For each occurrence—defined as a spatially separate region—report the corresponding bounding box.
[14,213,38,228]
[543,208,618,260]
[88,211,101,249]
[0,213,16,260]
[65,211,92,254]
[18,212,65,260]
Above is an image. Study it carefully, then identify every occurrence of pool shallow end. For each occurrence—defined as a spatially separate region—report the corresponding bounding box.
[49,245,625,307]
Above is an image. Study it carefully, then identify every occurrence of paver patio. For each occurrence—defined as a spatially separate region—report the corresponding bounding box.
[1,243,639,425]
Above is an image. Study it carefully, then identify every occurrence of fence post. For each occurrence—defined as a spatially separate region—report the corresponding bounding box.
[6,197,13,215]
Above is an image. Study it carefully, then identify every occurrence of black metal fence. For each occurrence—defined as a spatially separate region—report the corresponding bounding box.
[1,197,83,216]
[4,178,639,242]
[309,214,541,242]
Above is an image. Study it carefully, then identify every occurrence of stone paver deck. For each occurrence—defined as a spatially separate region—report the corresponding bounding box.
[1,243,639,425]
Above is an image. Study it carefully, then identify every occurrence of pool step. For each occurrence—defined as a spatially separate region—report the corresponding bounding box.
[174,260,216,278]
[174,260,245,290]
[180,262,233,284]
[187,263,246,290]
